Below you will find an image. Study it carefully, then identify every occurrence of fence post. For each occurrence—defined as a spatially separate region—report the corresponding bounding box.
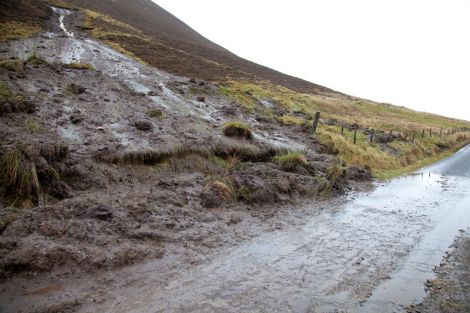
[370,129,374,143]
[388,130,393,142]
[353,129,357,144]
[312,111,320,134]
[447,129,450,136]
[422,129,425,138]
[440,128,442,137]
[429,128,432,137]
[341,124,344,135]
[412,133,415,143]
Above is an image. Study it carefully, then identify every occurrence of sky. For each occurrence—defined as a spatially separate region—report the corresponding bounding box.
[153,0,470,121]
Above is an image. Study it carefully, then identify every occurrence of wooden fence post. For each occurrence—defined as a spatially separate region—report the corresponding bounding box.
[422,129,425,138]
[312,111,320,134]
[388,130,393,142]
[341,124,344,135]
[353,129,357,144]
[429,128,432,137]
[440,128,442,137]
[370,129,374,143]
[412,133,415,143]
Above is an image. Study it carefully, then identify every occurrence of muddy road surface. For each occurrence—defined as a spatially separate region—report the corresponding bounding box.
[108,145,470,313]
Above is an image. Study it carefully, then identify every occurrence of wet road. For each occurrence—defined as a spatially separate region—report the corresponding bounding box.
[136,145,470,313]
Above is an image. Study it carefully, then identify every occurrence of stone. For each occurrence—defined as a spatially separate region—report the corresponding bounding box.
[134,119,153,131]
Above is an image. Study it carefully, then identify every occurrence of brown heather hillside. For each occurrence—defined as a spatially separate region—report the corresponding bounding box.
[54,0,336,94]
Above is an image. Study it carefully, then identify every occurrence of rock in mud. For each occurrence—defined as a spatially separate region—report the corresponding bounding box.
[66,84,85,94]
[345,166,372,181]
[147,90,159,96]
[88,204,114,220]
[196,96,205,102]
[134,119,153,131]
[70,113,85,124]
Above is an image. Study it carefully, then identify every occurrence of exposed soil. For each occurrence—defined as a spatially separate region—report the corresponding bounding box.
[407,232,470,313]
[0,7,372,313]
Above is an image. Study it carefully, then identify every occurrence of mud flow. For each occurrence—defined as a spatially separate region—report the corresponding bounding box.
[117,145,469,313]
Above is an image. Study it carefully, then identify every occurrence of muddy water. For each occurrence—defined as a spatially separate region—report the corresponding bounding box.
[130,146,470,313]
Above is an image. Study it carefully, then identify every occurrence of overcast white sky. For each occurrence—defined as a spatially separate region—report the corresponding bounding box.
[154,0,470,121]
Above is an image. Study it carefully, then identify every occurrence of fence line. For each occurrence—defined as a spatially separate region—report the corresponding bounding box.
[311,111,470,145]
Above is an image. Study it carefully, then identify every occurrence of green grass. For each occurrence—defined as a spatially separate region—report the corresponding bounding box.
[25,119,43,134]
[0,81,12,98]
[27,55,46,65]
[146,109,164,119]
[222,121,253,140]
[273,151,308,171]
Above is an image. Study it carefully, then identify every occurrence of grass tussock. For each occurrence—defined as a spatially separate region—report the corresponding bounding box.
[94,141,282,166]
[278,115,306,126]
[273,151,308,171]
[0,81,12,98]
[0,21,40,42]
[146,109,164,119]
[0,143,70,206]
[63,62,95,70]
[25,119,43,134]
[0,59,24,73]
[222,121,253,140]
[0,148,39,201]
[26,55,46,65]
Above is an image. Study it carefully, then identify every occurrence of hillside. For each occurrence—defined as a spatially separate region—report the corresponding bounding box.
[0,1,470,312]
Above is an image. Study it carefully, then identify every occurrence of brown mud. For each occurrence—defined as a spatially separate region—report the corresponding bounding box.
[0,7,369,313]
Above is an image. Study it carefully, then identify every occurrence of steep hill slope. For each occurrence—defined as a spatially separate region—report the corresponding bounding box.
[0,1,470,312]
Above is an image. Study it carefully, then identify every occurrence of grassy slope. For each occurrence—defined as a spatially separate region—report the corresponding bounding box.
[3,0,470,179]
[220,81,470,178]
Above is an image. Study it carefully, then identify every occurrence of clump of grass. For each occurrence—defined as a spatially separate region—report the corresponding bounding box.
[236,185,252,202]
[222,121,253,140]
[273,151,308,171]
[27,55,46,65]
[146,109,164,119]
[25,119,43,134]
[0,81,12,98]
[0,148,39,200]
[0,143,71,206]
[0,21,40,42]
[63,62,95,70]
[0,59,24,73]
[94,142,280,166]
[278,115,306,126]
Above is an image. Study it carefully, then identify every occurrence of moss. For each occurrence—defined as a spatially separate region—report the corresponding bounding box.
[146,109,164,119]
[63,62,94,70]
[273,152,308,171]
[0,21,40,42]
[26,55,46,65]
[222,121,253,140]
